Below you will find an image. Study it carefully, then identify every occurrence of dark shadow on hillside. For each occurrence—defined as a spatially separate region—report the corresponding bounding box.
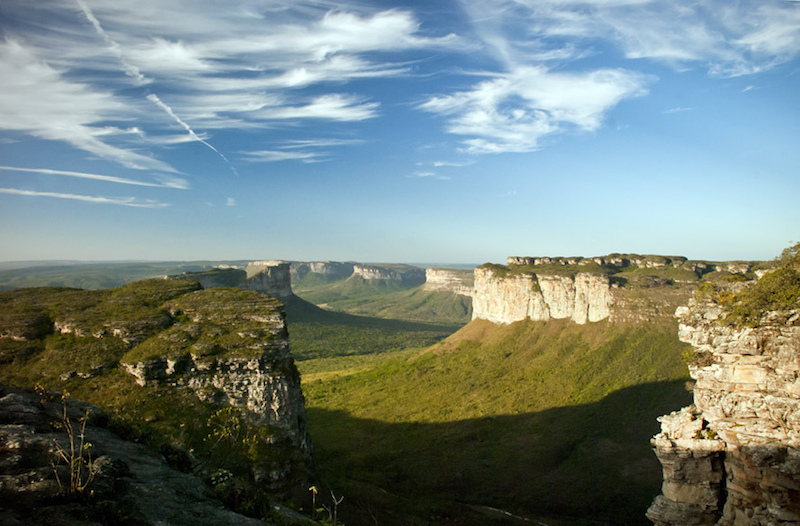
[306,380,691,526]
[285,295,462,359]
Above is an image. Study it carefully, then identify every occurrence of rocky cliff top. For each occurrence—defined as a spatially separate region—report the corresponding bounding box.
[0,385,275,525]
[507,254,757,275]
[0,279,313,506]
[648,249,800,525]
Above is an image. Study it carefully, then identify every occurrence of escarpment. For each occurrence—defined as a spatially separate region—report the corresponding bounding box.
[0,278,312,497]
[172,260,293,298]
[472,265,612,324]
[647,270,800,525]
[423,268,474,296]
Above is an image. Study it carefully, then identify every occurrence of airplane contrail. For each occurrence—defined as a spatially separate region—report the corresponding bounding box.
[147,94,239,177]
[76,0,147,84]
[76,0,239,176]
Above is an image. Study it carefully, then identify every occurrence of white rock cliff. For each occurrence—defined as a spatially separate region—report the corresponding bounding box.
[471,266,612,325]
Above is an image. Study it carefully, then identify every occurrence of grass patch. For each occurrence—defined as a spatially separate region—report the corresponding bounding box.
[286,296,459,360]
[301,318,691,525]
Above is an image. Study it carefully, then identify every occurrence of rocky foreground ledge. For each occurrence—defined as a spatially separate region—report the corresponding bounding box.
[0,385,277,525]
[647,293,800,524]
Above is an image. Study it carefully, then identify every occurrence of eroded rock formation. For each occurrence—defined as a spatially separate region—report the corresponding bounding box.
[0,386,275,525]
[647,296,800,525]
[120,288,312,489]
[172,261,294,298]
[423,268,474,297]
[244,261,293,298]
[291,261,355,281]
[471,266,612,324]
[352,264,426,285]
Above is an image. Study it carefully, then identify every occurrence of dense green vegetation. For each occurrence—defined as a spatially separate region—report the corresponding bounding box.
[0,280,307,517]
[298,318,692,525]
[285,296,461,360]
[710,242,800,327]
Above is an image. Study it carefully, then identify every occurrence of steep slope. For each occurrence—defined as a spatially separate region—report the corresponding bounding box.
[0,280,313,510]
[648,246,800,525]
[300,316,693,525]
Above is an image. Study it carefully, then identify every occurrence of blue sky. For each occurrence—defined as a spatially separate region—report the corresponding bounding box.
[1,0,799,264]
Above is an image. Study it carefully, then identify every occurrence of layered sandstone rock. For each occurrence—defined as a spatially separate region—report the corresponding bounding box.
[0,386,275,525]
[352,264,425,285]
[423,268,474,297]
[647,295,800,525]
[291,261,355,281]
[121,289,312,488]
[471,266,612,324]
[244,261,293,298]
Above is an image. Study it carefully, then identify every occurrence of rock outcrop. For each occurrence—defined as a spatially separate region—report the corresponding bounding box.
[0,385,274,525]
[506,255,755,276]
[647,293,800,525]
[352,264,425,286]
[120,288,312,490]
[172,261,294,298]
[472,266,612,324]
[291,261,355,281]
[244,261,294,298]
[0,281,313,500]
[423,268,474,297]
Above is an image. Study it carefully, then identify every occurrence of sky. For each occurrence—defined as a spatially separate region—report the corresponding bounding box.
[1,0,799,265]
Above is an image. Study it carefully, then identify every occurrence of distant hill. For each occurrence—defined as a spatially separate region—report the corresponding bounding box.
[0,261,252,290]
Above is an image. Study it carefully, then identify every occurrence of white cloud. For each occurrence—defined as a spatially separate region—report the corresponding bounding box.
[226,197,236,206]
[0,187,170,208]
[0,0,457,171]
[421,66,649,153]
[241,150,324,163]
[409,171,451,180]
[489,0,800,77]
[0,165,187,188]
[0,40,175,172]
[265,94,379,121]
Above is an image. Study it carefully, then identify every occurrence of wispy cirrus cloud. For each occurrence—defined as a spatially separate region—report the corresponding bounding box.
[420,0,800,155]
[0,40,175,173]
[241,137,365,163]
[241,150,324,163]
[0,188,170,208]
[0,0,459,174]
[0,165,189,189]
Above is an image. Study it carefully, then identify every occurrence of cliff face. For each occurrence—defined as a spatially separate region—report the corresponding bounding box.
[291,261,355,281]
[352,264,426,285]
[0,281,312,497]
[647,297,800,525]
[506,255,754,276]
[172,261,294,298]
[120,288,311,489]
[423,268,474,297]
[244,261,294,298]
[471,267,612,324]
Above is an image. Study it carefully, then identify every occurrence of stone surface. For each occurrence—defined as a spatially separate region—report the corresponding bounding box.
[471,266,612,325]
[352,264,425,285]
[290,261,355,281]
[121,289,312,491]
[244,261,293,298]
[0,386,273,526]
[423,268,474,297]
[648,287,800,525]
